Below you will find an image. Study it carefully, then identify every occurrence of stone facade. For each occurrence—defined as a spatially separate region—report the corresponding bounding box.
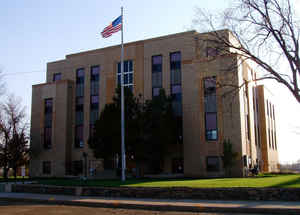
[30,30,279,178]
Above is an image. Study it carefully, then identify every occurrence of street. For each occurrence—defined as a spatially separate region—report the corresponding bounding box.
[0,200,270,215]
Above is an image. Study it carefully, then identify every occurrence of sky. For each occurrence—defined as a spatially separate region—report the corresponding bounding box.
[0,0,299,163]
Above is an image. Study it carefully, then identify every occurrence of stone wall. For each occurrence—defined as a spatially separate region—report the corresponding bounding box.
[12,184,76,196]
[12,184,300,201]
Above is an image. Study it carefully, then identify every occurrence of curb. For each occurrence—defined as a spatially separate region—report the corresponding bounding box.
[1,197,300,214]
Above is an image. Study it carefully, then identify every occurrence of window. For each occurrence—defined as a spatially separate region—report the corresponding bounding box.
[75,125,84,148]
[44,98,53,149]
[152,55,162,97]
[90,95,99,125]
[76,68,85,97]
[72,160,83,176]
[204,77,218,141]
[42,161,51,175]
[205,112,217,140]
[206,156,220,172]
[75,97,84,125]
[170,52,182,117]
[91,66,100,82]
[117,60,133,90]
[75,68,84,148]
[76,97,84,111]
[45,99,53,113]
[53,73,61,82]
[91,66,100,95]
[90,66,100,137]
[206,47,219,57]
[76,68,85,84]
[170,52,183,144]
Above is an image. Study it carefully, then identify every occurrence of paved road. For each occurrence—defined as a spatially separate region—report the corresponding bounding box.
[0,200,269,215]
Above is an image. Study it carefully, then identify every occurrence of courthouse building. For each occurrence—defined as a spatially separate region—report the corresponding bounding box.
[29,30,279,177]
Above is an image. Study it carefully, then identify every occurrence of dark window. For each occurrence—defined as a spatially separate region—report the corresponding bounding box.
[205,112,217,140]
[91,66,100,82]
[45,99,53,114]
[44,98,53,149]
[75,68,84,148]
[75,97,84,125]
[117,60,134,90]
[266,100,269,116]
[91,66,100,96]
[42,161,51,175]
[206,47,219,57]
[90,95,99,125]
[53,73,61,82]
[72,160,83,176]
[76,97,84,111]
[152,87,161,97]
[76,68,85,84]
[44,127,52,149]
[90,66,100,134]
[90,95,99,109]
[170,52,183,143]
[170,52,182,117]
[76,68,85,97]
[75,125,83,148]
[152,55,162,97]
[204,77,218,141]
[207,156,220,172]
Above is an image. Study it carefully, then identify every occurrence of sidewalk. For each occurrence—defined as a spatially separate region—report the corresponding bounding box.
[1,192,300,214]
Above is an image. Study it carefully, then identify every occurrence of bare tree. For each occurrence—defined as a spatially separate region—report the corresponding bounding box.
[193,0,300,103]
[0,96,29,178]
[0,68,6,97]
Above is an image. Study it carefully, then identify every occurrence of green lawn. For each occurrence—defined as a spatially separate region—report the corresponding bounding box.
[34,174,300,188]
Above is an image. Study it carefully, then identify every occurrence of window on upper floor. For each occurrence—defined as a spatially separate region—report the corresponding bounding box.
[204,77,218,141]
[170,52,182,117]
[91,66,100,96]
[117,60,133,91]
[76,68,85,84]
[53,73,62,82]
[206,47,219,57]
[152,55,162,97]
[44,98,53,149]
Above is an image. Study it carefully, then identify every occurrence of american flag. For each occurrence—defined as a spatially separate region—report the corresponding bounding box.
[101,15,122,38]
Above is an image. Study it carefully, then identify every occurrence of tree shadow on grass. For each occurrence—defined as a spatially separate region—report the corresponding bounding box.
[271,175,300,188]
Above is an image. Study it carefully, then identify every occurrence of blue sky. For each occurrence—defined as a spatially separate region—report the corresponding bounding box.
[0,0,299,163]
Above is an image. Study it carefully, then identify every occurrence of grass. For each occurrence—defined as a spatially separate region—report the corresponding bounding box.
[34,173,300,188]
[0,176,29,183]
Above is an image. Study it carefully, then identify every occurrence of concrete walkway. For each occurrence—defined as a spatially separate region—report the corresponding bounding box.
[0,192,299,214]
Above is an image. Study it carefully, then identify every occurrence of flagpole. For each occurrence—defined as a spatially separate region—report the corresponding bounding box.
[120,6,126,182]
